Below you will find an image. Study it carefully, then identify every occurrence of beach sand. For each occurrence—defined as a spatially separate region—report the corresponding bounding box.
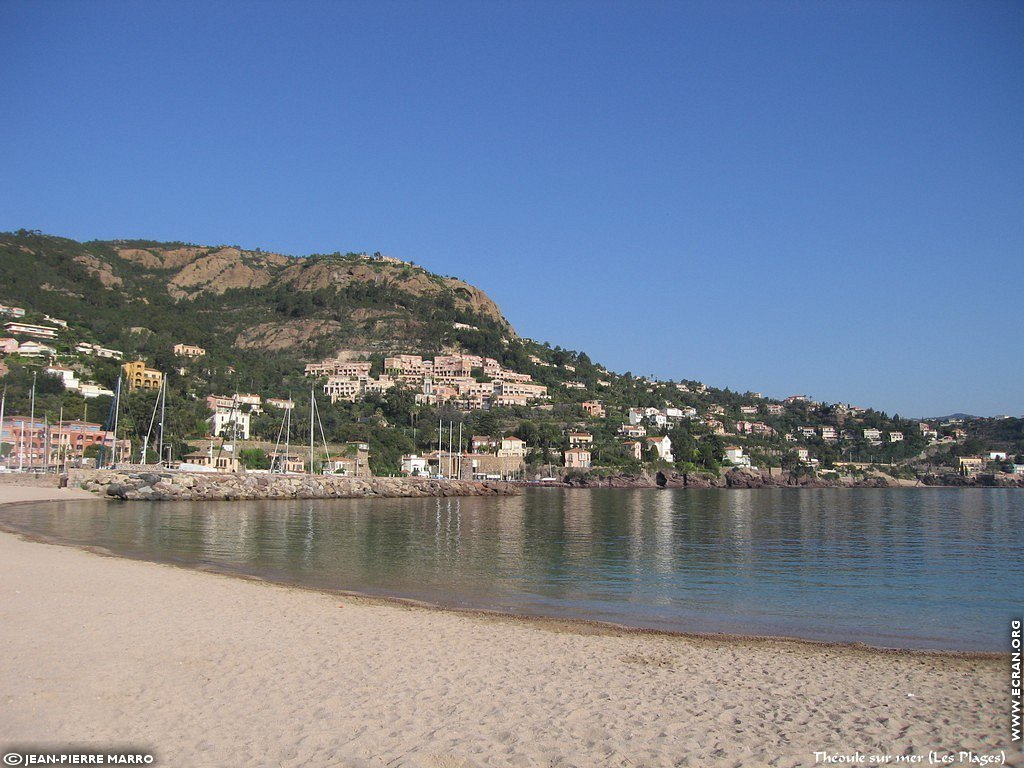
[0,487,1016,767]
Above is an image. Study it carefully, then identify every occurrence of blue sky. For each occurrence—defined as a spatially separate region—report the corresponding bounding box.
[2,1,1021,417]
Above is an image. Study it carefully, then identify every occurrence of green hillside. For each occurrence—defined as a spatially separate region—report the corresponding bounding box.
[1,230,1019,477]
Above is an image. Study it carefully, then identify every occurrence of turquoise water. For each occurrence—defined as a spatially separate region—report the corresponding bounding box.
[3,488,1022,651]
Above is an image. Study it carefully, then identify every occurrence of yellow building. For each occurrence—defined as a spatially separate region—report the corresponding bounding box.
[121,360,163,391]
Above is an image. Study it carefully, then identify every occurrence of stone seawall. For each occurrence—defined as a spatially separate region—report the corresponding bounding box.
[70,470,521,501]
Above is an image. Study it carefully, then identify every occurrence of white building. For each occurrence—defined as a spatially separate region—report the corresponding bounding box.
[46,366,80,390]
[78,383,115,399]
[209,408,251,440]
[645,435,674,462]
[497,437,527,458]
[401,454,429,476]
[16,341,56,358]
[723,446,751,468]
[5,322,58,340]
[75,343,124,360]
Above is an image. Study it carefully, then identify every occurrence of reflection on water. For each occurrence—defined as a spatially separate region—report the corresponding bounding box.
[3,488,1022,651]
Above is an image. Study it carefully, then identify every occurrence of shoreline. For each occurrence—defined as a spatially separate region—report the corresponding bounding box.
[0,488,1007,659]
[0,487,1014,766]
[0,521,1004,661]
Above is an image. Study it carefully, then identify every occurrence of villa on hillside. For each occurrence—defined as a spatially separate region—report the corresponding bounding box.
[958,456,984,475]
[173,343,206,358]
[645,435,674,462]
[565,447,592,470]
[5,322,59,340]
[497,437,527,458]
[623,440,643,461]
[11,341,56,358]
[567,431,593,446]
[121,360,163,391]
[306,352,547,410]
[76,343,123,360]
[724,446,752,468]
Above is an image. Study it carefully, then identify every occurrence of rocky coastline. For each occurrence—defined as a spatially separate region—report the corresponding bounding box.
[70,469,521,501]
[17,468,1019,503]
[559,468,1024,490]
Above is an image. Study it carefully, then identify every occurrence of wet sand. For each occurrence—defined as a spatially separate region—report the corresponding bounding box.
[0,487,1015,767]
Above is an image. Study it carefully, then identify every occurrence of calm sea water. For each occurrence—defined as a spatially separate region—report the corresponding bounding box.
[3,488,1022,651]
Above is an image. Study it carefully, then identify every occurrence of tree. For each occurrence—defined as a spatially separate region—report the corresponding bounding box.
[239,448,270,470]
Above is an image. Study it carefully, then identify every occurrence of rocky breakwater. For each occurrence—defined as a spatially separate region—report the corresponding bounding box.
[72,470,520,501]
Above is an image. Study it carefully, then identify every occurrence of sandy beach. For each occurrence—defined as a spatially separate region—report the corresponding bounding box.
[0,486,1016,768]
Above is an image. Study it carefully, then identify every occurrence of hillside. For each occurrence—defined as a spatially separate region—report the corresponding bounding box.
[0,231,511,365]
[1,230,1020,477]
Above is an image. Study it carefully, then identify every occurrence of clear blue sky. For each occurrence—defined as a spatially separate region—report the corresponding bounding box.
[2,1,1021,417]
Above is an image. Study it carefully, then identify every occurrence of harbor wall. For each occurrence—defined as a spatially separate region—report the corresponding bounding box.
[69,469,521,501]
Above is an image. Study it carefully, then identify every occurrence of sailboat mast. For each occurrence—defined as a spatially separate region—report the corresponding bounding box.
[110,376,122,469]
[0,387,6,470]
[283,399,291,472]
[142,384,159,464]
[28,371,36,471]
[309,385,315,474]
[231,395,238,463]
[158,379,166,466]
